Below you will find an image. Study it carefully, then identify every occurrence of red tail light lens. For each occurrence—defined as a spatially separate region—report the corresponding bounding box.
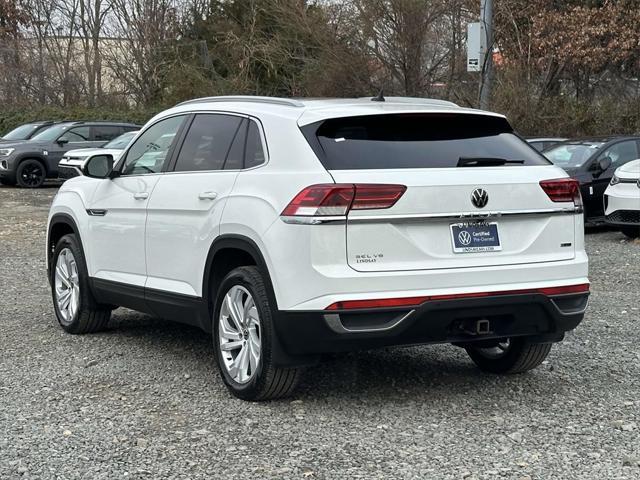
[282,184,406,217]
[325,283,590,310]
[540,178,582,206]
[351,184,407,210]
[281,184,354,216]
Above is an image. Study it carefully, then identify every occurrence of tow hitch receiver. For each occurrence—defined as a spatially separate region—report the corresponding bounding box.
[458,318,493,336]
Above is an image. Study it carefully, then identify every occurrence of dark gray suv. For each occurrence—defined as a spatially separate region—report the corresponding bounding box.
[0,121,140,187]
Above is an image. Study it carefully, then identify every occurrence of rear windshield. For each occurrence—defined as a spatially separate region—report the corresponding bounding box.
[303,113,550,169]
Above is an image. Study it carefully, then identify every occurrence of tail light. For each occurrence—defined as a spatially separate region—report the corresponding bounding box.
[325,283,590,310]
[540,178,582,206]
[282,184,406,217]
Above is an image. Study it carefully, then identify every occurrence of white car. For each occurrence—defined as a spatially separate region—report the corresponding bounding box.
[46,96,590,400]
[57,130,139,179]
[604,159,640,238]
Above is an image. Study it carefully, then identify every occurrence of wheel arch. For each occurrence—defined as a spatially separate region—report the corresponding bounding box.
[16,154,49,173]
[47,213,85,282]
[203,234,278,317]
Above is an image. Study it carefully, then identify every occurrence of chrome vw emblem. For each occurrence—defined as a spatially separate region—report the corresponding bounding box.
[471,188,489,208]
[458,230,472,246]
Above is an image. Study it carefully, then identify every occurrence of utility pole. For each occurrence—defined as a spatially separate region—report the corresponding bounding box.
[479,0,493,110]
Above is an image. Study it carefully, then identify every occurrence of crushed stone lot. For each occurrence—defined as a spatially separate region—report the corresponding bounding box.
[1,184,639,480]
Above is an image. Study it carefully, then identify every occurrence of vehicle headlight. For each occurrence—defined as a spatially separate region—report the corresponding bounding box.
[0,148,15,157]
[610,175,620,186]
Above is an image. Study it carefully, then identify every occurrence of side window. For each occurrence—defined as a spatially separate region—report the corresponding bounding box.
[224,119,247,170]
[92,125,122,141]
[244,121,266,168]
[174,114,242,172]
[600,141,639,168]
[63,127,90,142]
[121,116,185,175]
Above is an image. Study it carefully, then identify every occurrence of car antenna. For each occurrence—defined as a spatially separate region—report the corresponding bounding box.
[371,88,385,102]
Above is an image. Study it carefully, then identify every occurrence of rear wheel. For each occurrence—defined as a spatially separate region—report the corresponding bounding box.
[51,234,111,333]
[213,266,303,401]
[16,159,46,188]
[621,226,640,239]
[465,337,552,374]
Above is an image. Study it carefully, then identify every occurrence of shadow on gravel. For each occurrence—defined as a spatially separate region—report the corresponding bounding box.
[96,309,570,403]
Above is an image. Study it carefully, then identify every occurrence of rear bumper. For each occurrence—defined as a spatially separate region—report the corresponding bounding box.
[275,291,588,356]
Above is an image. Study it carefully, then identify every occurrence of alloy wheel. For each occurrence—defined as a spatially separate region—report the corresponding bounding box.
[54,248,80,324]
[218,285,262,384]
[21,162,44,187]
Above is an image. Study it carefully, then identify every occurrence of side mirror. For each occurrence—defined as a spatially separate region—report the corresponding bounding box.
[598,156,612,172]
[82,154,113,179]
[57,136,69,146]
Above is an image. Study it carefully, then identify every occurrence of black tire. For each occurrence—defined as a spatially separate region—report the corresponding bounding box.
[213,266,303,401]
[16,159,46,188]
[465,337,552,374]
[0,178,16,186]
[51,233,111,334]
[621,226,640,239]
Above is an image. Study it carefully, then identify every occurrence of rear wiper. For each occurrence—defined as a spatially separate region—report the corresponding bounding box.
[457,157,525,167]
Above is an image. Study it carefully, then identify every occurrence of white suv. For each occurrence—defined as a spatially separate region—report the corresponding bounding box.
[47,96,590,400]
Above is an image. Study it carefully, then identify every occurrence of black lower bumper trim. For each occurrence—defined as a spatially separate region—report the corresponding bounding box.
[275,292,588,355]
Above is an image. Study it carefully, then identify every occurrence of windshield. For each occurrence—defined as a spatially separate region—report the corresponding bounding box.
[304,113,550,170]
[104,131,138,149]
[543,142,604,168]
[31,124,72,142]
[2,124,43,140]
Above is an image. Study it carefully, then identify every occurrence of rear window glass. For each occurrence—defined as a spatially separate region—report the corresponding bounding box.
[304,113,549,169]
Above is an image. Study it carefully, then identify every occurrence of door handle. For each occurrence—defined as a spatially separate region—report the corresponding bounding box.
[133,192,149,200]
[198,191,218,200]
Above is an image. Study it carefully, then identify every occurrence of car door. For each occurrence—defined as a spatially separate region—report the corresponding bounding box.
[145,113,251,297]
[588,140,640,217]
[85,115,187,289]
[47,126,94,173]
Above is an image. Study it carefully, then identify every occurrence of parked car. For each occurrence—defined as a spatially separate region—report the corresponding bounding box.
[0,121,140,187]
[542,136,640,224]
[58,130,139,179]
[47,96,589,400]
[604,159,640,238]
[0,121,57,143]
[525,137,568,152]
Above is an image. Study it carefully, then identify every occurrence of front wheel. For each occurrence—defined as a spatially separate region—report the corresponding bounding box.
[16,159,46,188]
[465,337,552,374]
[51,234,111,333]
[213,266,303,401]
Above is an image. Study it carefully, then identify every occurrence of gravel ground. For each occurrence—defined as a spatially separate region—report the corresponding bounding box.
[1,184,639,480]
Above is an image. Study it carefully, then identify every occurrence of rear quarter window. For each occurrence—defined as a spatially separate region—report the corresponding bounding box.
[302,113,550,170]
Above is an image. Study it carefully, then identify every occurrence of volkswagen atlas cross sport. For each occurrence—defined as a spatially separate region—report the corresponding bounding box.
[46,96,590,401]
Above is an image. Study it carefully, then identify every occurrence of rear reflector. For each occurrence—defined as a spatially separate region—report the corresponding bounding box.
[281,184,406,217]
[325,283,590,310]
[540,178,582,206]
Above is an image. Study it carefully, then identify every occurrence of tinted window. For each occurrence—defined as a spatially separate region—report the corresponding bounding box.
[599,140,639,168]
[121,116,184,175]
[224,119,247,170]
[103,131,138,149]
[245,121,266,168]
[64,127,91,142]
[174,114,242,172]
[528,141,545,152]
[2,123,43,140]
[31,124,72,142]
[544,142,604,168]
[306,114,548,170]
[93,125,122,141]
